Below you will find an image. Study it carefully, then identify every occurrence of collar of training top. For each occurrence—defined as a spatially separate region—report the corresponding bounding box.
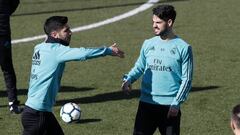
[45,36,69,46]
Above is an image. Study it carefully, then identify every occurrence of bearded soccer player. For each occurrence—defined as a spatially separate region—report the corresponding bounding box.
[21,16,124,135]
[122,5,193,135]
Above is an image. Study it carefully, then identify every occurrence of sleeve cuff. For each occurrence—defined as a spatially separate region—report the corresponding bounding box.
[171,99,181,109]
[122,74,132,83]
[106,47,113,55]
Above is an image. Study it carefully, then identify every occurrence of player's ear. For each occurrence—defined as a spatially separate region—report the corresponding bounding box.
[231,119,236,130]
[167,19,173,27]
[50,31,59,38]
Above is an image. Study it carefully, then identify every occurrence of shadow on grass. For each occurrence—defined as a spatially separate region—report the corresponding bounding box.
[21,0,81,5]
[0,86,95,97]
[60,86,95,92]
[55,89,140,106]
[191,86,220,92]
[0,85,219,108]
[13,0,189,17]
[55,86,220,105]
[76,118,101,124]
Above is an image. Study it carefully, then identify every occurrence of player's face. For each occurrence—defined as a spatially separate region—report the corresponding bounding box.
[152,15,169,36]
[57,24,72,44]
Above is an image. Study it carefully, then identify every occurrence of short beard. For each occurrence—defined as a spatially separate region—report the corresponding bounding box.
[155,28,169,37]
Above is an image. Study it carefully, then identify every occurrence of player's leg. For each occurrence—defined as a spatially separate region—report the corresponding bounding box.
[133,101,158,135]
[45,112,64,135]
[21,106,46,135]
[0,40,21,113]
[22,109,64,135]
[158,106,181,135]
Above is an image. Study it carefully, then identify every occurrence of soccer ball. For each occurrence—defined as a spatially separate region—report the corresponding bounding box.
[60,102,81,123]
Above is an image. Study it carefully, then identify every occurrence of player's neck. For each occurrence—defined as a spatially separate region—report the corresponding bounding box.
[160,30,176,41]
[46,36,69,46]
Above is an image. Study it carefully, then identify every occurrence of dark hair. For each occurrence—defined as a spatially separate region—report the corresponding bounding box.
[44,16,68,35]
[152,5,176,23]
[232,104,240,129]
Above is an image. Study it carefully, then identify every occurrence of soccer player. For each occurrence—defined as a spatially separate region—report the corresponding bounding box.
[21,16,124,135]
[231,104,240,135]
[121,5,193,135]
[0,0,22,114]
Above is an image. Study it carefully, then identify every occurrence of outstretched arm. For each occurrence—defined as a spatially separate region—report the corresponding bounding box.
[56,43,124,62]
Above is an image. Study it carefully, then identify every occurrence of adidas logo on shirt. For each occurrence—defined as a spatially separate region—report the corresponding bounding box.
[32,50,41,65]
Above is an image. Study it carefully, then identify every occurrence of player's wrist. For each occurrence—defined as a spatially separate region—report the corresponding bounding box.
[170,104,180,110]
[122,74,131,84]
[171,99,180,109]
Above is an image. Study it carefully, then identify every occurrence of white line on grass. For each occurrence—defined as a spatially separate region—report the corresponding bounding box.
[12,0,160,44]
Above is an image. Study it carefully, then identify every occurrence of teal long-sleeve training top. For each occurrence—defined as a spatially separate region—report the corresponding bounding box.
[25,39,112,112]
[125,36,193,108]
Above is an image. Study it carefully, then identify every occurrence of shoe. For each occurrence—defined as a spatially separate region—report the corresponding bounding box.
[9,100,23,114]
